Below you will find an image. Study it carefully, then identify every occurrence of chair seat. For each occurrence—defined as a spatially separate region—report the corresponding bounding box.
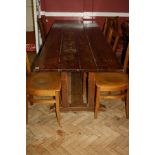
[95,72,128,91]
[27,72,61,96]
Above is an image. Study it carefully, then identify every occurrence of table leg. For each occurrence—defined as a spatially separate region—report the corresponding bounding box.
[88,72,95,108]
[61,72,69,108]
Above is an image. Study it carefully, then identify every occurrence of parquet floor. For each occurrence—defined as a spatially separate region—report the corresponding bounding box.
[27,100,129,155]
[27,53,129,155]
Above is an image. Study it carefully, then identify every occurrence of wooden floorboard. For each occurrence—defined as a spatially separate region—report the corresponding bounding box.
[27,100,128,155]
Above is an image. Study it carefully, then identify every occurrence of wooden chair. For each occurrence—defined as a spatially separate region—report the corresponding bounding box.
[102,16,119,37]
[26,53,61,126]
[102,18,108,36]
[106,27,120,52]
[38,16,47,43]
[94,44,129,119]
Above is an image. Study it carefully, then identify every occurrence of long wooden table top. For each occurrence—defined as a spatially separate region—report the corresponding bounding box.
[33,20,122,72]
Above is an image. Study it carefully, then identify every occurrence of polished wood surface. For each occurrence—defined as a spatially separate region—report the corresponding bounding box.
[33,20,123,111]
[33,20,122,72]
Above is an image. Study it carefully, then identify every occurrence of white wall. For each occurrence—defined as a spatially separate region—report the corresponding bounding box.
[26,0,34,31]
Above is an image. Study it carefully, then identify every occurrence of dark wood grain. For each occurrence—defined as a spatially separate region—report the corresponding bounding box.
[33,20,122,72]
[84,23,122,71]
[34,27,62,71]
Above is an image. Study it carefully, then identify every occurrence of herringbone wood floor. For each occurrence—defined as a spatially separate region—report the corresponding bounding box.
[27,99,129,155]
[27,53,129,155]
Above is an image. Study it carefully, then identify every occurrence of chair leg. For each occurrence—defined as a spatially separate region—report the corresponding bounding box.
[55,91,61,126]
[29,95,33,105]
[83,72,87,103]
[26,94,28,125]
[108,91,111,95]
[125,91,129,119]
[121,90,125,101]
[94,87,100,119]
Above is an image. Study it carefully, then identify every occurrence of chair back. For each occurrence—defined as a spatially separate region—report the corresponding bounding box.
[26,52,31,76]
[112,34,119,52]
[103,18,108,36]
[106,27,113,44]
[103,16,118,37]
[106,27,120,52]
[123,44,129,73]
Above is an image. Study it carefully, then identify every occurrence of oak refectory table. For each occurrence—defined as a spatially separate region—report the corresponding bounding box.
[33,20,123,111]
